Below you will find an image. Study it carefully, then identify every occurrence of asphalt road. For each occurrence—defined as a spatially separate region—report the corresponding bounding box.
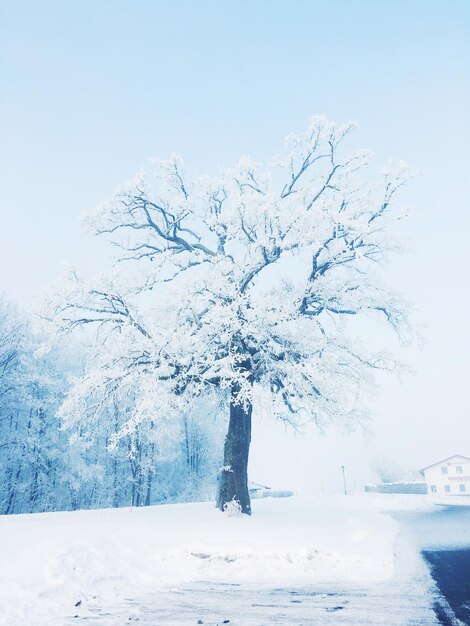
[393,506,470,626]
[423,548,470,626]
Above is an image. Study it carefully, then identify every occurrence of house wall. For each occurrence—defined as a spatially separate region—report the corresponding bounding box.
[423,456,470,496]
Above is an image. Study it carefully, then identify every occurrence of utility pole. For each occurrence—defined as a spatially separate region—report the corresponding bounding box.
[341,465,347,495]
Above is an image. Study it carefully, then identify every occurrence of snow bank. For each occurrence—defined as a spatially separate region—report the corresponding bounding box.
[0,494,429,625]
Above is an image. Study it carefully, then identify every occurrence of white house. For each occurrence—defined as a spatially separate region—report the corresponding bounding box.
[421,455,470,496]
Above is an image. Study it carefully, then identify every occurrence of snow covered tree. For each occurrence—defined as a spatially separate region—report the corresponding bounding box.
[0,295,221,514]
[44,116,412,515]
[370,456,404,484]
[0,297,23,513]
[0,297,74,514]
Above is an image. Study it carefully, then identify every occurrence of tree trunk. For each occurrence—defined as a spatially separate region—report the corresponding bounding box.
[216,383,252,515]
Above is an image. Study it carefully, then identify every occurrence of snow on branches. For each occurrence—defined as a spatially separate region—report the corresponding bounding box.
[43,115,414,443]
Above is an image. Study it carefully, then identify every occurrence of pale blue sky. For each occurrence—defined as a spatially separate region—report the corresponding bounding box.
[1,1,470,490]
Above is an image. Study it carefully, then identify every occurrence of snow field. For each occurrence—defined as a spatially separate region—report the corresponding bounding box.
[0,494,434,625]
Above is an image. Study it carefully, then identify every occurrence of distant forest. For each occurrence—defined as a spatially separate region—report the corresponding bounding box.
[0,297,223,514]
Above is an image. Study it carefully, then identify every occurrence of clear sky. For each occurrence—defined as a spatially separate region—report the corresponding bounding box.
[1,0,470,492]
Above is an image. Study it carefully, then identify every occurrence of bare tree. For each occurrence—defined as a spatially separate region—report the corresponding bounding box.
[370,456,404,484]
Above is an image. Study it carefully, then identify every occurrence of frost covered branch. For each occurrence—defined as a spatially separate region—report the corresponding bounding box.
[42,115,414,514]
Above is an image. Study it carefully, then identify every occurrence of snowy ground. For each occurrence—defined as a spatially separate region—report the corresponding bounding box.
[0,494,446,625]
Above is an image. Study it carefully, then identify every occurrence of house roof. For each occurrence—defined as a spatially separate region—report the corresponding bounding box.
[420,455,470,472]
